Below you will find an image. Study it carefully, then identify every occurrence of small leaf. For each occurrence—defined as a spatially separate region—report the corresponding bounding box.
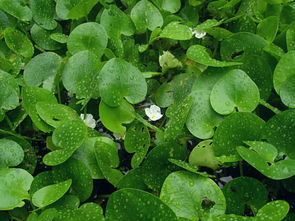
[124,121,150,168]
[43,120,87,166]
[4,27,34,58]
[160,22,192,40]
[131,0,163,33]
[24,52,62,92]
[99,100,135,133]
[67,22,108,58]
[106,188,178,221]
[94,137,123,186]
[0,138,24,168]
[256,16,279,42]
[0,168,33,210]
[62,50,102,99]
[187,45,242,67]
[32,179,72,208]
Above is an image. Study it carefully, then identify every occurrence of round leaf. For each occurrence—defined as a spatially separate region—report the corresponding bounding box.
[62,50,102,99]
[130,0,163,33]
[160,22,192,40]
[24,52,62,92]
[98,58,147,107]
[0,138,24,167]
[106,188,177,221]
[67,22,108,58]
[160,171,226,220]
[210,69,260,115]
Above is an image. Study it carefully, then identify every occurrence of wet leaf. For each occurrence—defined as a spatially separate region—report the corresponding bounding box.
[0,138,24,168]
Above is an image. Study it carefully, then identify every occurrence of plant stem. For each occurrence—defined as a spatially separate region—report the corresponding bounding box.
[133,113,162,133]
[259,99,281,115]
[239,161,244,176]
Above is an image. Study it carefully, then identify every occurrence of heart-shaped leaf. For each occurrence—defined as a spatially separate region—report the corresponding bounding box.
[62,50,102,99]
[24,52,62,92]
[99,100,135,133]
[106,188,178,221]
[210,69,260,115]
[0,168,33,210]
[36,102,80,128]
[212,112,265,161]
[32,179,72,208]
[22,86,57,132]
[0,138,24,168]
[67,22,108,59]
[131,0,163,33]
[222,176,268,215]
[43,120,87,166]
[237,141,295,180]
[160,171,226,220]
[98,58,147,107]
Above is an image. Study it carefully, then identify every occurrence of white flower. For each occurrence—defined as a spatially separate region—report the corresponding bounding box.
[80,114,96,129]
[190,28,206,39]
[145,105,163,121]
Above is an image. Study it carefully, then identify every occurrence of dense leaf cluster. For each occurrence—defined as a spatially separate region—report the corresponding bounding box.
[0,0,295,220]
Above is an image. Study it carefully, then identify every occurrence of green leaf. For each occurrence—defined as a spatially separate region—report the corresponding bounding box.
[160,171,226,220]
[223,177,268,215]
[189,140,220,170]
[0,72,19,111]
[56,203,105,221]
[99,100,135,133]
[94,137,123,186]
[67,22,108,58]
[30,24,63,50]
[24,52,62,92]
[0,168,33,210]
[153,82,174,108]
[273,51,295,94]
[186,68,225,139]
[98,58,147,107]
[286,23,295,51]
[62,50,102,99]
[263,109,295,158]
[210,69,260,115]
[187,45,242,67]
[22,86,57,132]
[280,75,295,108]
[159,51,182,73]
[56,0,100,20]
[100,5,135,57]
[106,188,178,221]
[32,179,72,208]
[131,0,163,33]
[160,22,192,40]
[36,102,80,128]
[256,16,279,42]
[151,0,181,13]
[0,0,32,22]
[124,121,150,168]
[43,120,87,166]
[0,138,24,168]
[237,141,295,180]
[141,142,186,192]
[212,112,265,161]
[4,27,34,58]
[73,137,104,179]
[164,96,192,141]
[256,200,289,221]
[29,0,57,30]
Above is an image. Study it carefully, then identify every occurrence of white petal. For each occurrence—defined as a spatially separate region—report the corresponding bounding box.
[145,107,153,118]
[193,30,206,39]
[80,114,85,120]
[150,113,163,121]
[149,105,161,113]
